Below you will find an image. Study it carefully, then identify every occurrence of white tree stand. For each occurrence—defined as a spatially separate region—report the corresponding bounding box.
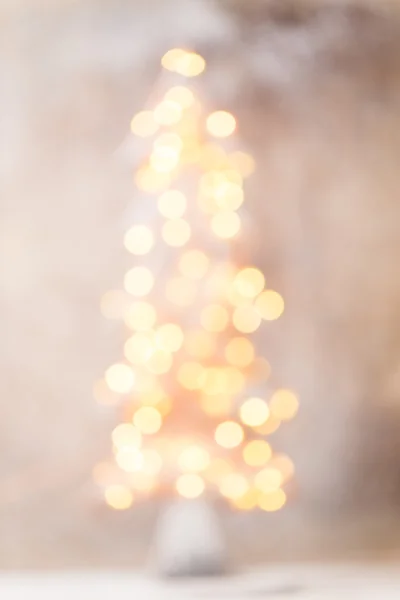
[152,498,227,578]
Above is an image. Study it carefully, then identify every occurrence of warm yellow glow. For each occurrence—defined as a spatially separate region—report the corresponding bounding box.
[258,489,286,512]
[129,472,156,493]
[176,474,205,498]
[124,225,154,256]
[179,250,209,280]
[130,110,158,137]
[150,147,180,173]
[225,337,255,368]
[249,357,271,382]
[270,454,295,483]
[124,332,155,365]
[155,323,184,353]
[229,151,256,177]
[161,49,205,77]
[124,267,154,297]
[255,290,285,321]
[154,100,182,126]
[269,389,299,421]
[200,393,232,417]
[100,290,129,320]
[135,166,170,193]
[105,364,135,394]
[206,111,236,138]
[214,182,244,211]
[232,306,262,333]
[115,447,143,473]
[124,301,156,331]
[204,458,234,484]
[254,416,281,435]
[161,48,188,71]
[224,367,246,395]
[154,132,183,152]
[211,211,241,239]
[254,467,282,493]
[200,144,229,170]
[141,449,163,475]
[243,440,272,467]
[201,304,229,333]
[93,379,120,406]
[165,86,195,108]
[240,397,270,427]
[226,285,253,308]
[134,372,158,394]
[185,330,216,359]
[178,361,205,390]
[165,277,197,307]
[156,396,173,417]
[104,485,133,510]
[133,406,162,435]
[111,423,142,449]
[234,268,265,298]
[158,190,187,219]
[146,350,173,374]
[215,421,244,449]
[231,488,259,511]
[219,473,249,500]
[179,445,210,473]
[201,368,226,395]
[162,219,191,247]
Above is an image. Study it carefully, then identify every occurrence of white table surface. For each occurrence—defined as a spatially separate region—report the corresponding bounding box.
[1,565,400,599]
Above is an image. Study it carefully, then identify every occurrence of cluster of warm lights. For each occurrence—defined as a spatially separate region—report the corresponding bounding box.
[96,48,297,513]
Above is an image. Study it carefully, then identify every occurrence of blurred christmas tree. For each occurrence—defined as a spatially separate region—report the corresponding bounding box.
[94,48,298,515]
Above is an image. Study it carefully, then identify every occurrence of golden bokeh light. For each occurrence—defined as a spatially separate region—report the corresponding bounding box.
[179,445,210,473]
[150,147,180,173]
[204,458,234,484]
[200,144,229,170]
[206,111,236,138]
[243,440,272,467]
[146,350,173,374]
[224,367,246,395]
[240,397,270,427]
[185,330,216,359]
[100,290,129,320]
[200,393,232,417]
[135,166,170,194]
[179,250,209,280]
[112,423,142,449]
[226,285,253,308]
[269,389,299,421]
[176,474,205,499]
[214,182,244,211]
[215,421,244,449]
[219,473,249,500]
[254,467,282,493]
[225,337,255,368]
[165,277,197,307]
[124,267,154,297]
[211,211,241,239]
[124,301,156,331]
[161,48,188,71]
[141,449,163,475]
[124,332,155,365]
[165,86,195,108]
[270,454,295,483]
[231,488,259,511]
[115,447,143,473]
[254,416,281,436]
[258,489,287,512]
[201,304,229,333]
[162,49,205,77]
[105,364,135,394]
[130,110,158,137]
[133,406,162,435]
[162,219,191,247]
[255,290,285,321]
[124,225,154,256]
[155,323,184,353]
[104,485,133,510]
[154,132,183,152]
[177,361,205,390]
[232,306,262,334]
[158,190,187,219]
[154,100,182,126]
[249,357,271,383]
[234,268,265,298]
[228,151,256,177]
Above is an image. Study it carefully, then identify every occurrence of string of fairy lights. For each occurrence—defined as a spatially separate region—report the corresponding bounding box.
[93,48,298,513]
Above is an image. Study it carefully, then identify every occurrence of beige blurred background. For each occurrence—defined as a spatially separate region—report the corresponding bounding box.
[2,0,400,569]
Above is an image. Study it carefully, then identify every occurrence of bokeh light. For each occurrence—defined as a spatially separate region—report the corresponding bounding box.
[104,485,133,510]
[176,474,205,498]
[179,250,209,280]
[255,290,285,321]
[240,397,270,427]
[93,379,121,406]
[162,219,191,247]
[158,190,187,219]
[105,364,135,394]
[154,100,182,126]
[219,473,249,500]
[133,407,162,435]
[214,182,244,211]
[124,267,154,297]
[215,421,244,448]
[270,454,295,483]
[124,332,155,365]
[165,277,197,307]
[150,147,180,173]
[124,225,154,256]
[234,268,265,298]
[200,393,232,417]
[135,166,170,194]
[155,323,184,353]
[258,489,286,512]
[211,211,241,239]
[146,350,173,375]
[154,132,183,152]
[112,423,141,449]
[243,440,272,467]
[225,337,255,368]
[165,86,195,108]
[178,361,205,390]
[229,151,256,177]
[141,449,163,476]
[201,304,229,332]
[231,488,259,511]
[130,110,158,137]
[185,330,216,359]
[254,467,282,493]
[124,301,156,331]
[115,447,143,473]
[254,416,281,436]
[232,306,262,333]
[206,111,236,138]
[179,445,210,473]
[269,389,299,421]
